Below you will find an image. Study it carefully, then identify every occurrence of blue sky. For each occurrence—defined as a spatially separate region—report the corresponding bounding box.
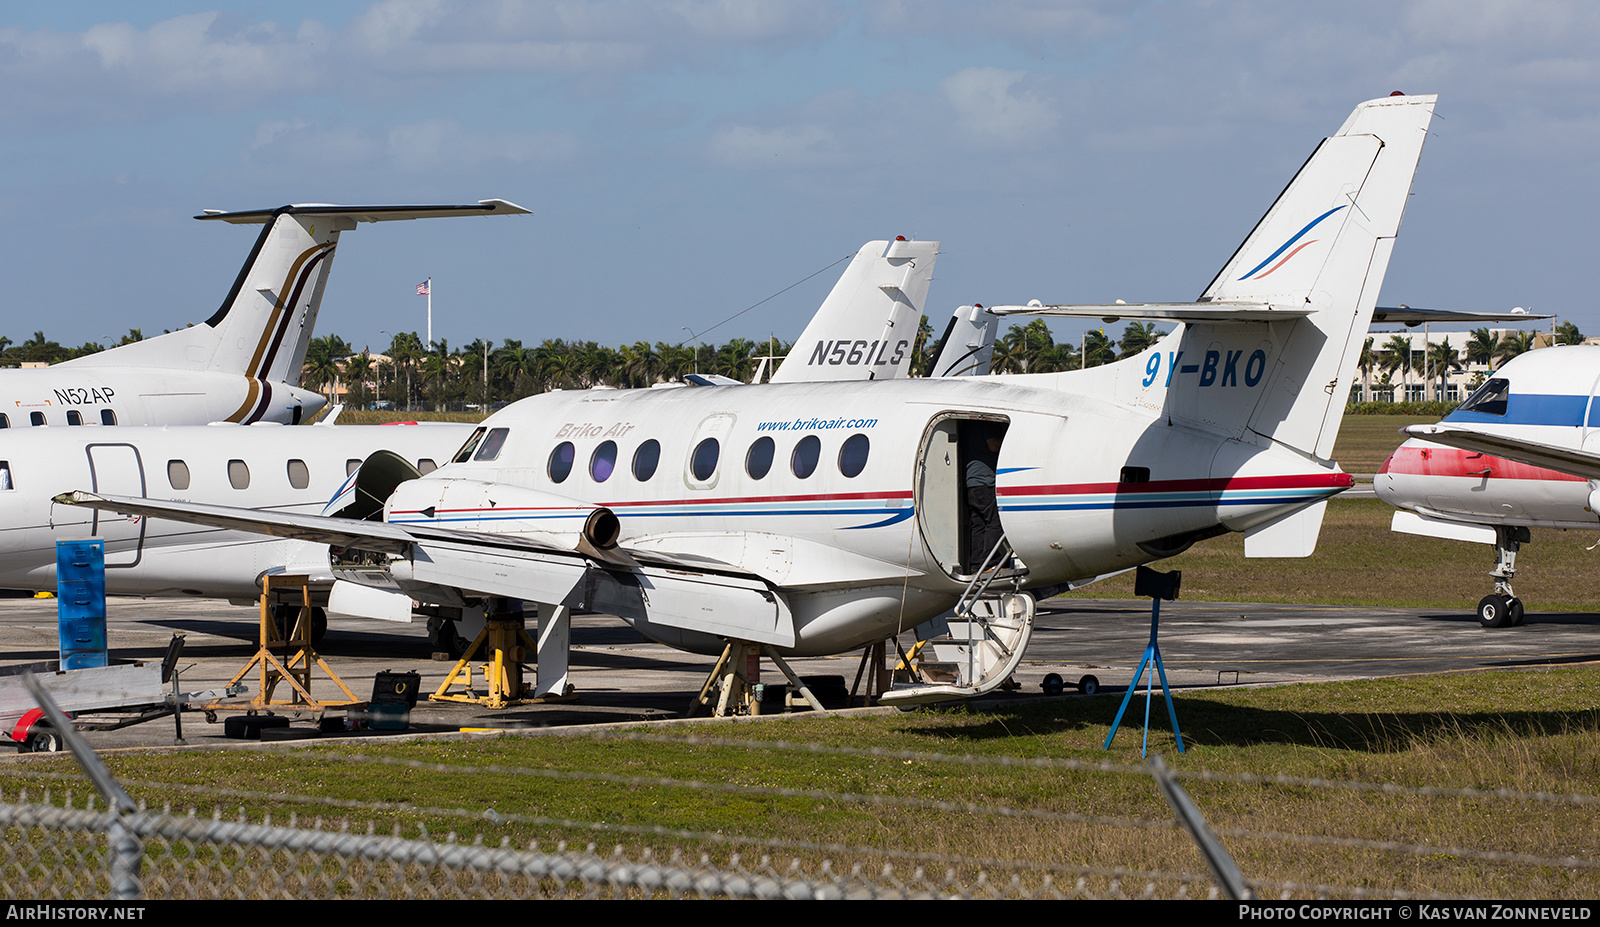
[4,1,1596,354]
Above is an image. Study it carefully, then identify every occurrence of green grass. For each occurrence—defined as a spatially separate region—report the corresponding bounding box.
[6,669,1600,898]
[1087,498,1600,610]
[1330,413,1419,475]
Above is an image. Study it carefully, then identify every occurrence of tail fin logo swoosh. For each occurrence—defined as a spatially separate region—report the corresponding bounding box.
[1237,205,1346,281]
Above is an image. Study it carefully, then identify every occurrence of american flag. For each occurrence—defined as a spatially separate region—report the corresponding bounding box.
[416,280,430,296]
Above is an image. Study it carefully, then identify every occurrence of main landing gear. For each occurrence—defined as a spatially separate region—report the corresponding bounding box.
[1477,526,1530,629]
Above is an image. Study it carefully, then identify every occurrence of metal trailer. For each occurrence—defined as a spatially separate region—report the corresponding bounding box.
[1,636,242,751]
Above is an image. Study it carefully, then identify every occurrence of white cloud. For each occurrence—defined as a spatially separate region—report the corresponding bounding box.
[707,124,840,168]
[940,67,1058,143]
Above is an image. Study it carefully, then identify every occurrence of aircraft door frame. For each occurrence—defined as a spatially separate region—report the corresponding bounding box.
[913,412,1010,580]
[85,443,147,568]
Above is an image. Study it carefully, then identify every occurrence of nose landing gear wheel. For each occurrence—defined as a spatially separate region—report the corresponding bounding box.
[1477,594,1520,629]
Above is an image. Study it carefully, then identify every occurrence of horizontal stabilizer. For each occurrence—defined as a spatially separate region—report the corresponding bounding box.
[197,200,530,223]
[1390,510,1496,545]
[987,302,1312,323]
[1243,500,1327,558]
[1371,306,1552,326]
[1402,424,1600,481]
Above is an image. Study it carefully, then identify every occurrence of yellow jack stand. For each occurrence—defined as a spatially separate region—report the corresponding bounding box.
[687,641,827,718]
[221,574,358,712]
[430,607,576,709]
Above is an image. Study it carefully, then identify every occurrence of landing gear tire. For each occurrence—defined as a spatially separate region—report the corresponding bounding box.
[1478,595,1516,629]
[431,621,469,661]
[1508,598,1525,627]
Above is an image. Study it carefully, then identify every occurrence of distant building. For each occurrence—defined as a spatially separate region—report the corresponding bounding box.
[1354,327,1566,405]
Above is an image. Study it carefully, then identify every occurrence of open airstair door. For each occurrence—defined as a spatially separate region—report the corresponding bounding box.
[914,414,1010,579]
[879,592,1036,706]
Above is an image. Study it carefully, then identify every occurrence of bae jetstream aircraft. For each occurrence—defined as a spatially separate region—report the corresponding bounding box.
[62,95,1438,702]
[1378,345,1600,627]
[1,236,941,651]
[2,200,528,428]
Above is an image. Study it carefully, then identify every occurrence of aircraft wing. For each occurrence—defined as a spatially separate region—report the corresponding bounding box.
[986,302,1313,322]
[1401,424,1600,480]
[54,491,796,647]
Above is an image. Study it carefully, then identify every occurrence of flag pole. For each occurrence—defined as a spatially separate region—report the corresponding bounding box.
[426,276,432,349]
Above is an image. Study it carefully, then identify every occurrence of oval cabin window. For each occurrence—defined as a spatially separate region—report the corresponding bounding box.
[549,442,576,483]
[633,440,661,481]
[746,436,775,480]
[791,435,821,479]
[838,433,869,478]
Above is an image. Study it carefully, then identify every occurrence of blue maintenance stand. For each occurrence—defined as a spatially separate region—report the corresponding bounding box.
[57,540,108,670]
[1103,565,1185,756]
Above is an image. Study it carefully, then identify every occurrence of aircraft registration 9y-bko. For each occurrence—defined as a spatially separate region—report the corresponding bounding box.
[4,200,528,428]
[1377,345,1600,627]
[63,95,1438,702]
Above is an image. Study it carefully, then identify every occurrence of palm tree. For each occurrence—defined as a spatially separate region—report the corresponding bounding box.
[1118,321,1163,358]
[1381,334,1414,400]
[1495,330,1535,365]
[1427,337,1462,400]
[1355,337,1377,403]
[1556,321,1584,346]
[1465,327,1499,370]
[344,352,373,409]
[1082,330,1116,368]
[386,332,424,410]
[301,335,345,402]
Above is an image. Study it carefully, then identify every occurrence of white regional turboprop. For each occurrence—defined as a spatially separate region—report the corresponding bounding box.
[1377,345,1600,627]
[61,95,1438,702]
[0,235,942,650]
[2,201,528,428]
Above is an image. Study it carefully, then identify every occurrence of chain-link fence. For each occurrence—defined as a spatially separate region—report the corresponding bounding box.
[6,674,1600,900]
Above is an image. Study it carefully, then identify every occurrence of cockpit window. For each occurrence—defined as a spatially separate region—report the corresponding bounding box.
[452,428,487,463]
[473,427,510,461]
[1459,377,1509,416]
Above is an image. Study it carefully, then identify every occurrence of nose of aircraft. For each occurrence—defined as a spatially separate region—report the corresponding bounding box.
[1374,437,1430,507]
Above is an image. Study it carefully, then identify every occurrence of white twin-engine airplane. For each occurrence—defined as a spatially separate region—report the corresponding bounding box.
[61,95,1437,702]
[3,200,528,428]
[1378,344,1600,627]
[0,234,941,648]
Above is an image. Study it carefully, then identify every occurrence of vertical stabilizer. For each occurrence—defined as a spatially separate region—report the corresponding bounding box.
[1193,94,1436,459]
[66,200,530,385]
[928,304,1000,377]
[770,238,939,382]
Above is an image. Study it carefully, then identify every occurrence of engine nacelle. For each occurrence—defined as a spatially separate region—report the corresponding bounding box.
[384,478,621,551]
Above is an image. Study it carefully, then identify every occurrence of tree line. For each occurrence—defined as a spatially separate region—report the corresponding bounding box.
[297,318,1180,409]
[1353,322,1580,400]
[3,318,1570,411]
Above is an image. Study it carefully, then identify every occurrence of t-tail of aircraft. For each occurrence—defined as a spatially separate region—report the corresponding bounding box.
[770,237,938,382]
[65,201,529,421]
[1194,94,1436,461]
[992,94,1437,555]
